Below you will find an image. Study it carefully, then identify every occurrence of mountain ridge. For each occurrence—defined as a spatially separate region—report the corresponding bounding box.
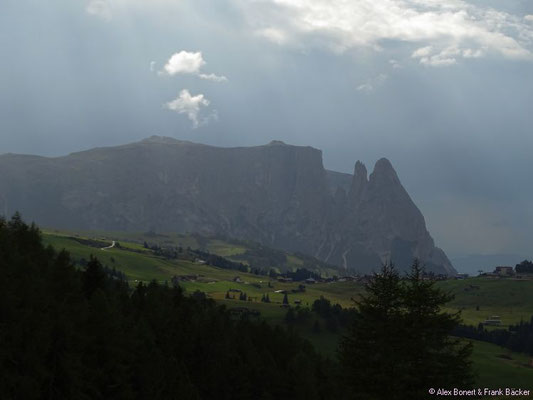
[0,136,455,275]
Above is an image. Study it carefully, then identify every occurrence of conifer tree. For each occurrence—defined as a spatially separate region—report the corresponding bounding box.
[401,260,473,395]
[82,255,106,298]
[338,261,473,399]
[338,263,404,399]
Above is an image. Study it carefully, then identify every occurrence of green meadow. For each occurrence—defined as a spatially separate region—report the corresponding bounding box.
[439,278,533,326]
[471,340,533,390]
[42,230,533,390]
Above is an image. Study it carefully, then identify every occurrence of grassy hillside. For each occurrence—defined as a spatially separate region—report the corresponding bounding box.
[439,278,533,326]
[43,230,533,315]
[42,232,265,283]
[43,229,340,276]
[42,229,533,390]
[472,340,533,390]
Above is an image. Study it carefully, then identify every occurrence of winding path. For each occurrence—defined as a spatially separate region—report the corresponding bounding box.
[100,240,116,251]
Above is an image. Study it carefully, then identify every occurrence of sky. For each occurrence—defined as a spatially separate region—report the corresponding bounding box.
[1,0,532,259]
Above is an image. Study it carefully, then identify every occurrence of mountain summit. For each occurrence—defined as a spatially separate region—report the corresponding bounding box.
[0,137,455,275]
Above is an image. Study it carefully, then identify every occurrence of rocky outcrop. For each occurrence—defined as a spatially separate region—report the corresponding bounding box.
[321,159,454,274]
[0,136,455,275]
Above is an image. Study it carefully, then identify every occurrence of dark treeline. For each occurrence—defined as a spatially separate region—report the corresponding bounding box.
[226,239,334,272]
[294,296,356,333]
[144,239,287,272]
[149,241,324,280]
[281,268,322,282]
[191,248,251,273]
[143,243,256,274]
[78,257,128,281]
[312,297,356,331]
[454,318,533,356]
[515,260,533,274]
[284,296,356,333]
[0,214,343,400]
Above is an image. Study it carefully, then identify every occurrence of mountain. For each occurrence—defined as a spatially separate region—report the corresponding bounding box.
[0,136,455,275]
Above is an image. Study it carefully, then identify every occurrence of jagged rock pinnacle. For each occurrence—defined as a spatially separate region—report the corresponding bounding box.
[350,161,368,200]
[370,158,400,184]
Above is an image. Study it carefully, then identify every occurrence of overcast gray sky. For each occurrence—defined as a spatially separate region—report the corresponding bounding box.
[1,0,532,259]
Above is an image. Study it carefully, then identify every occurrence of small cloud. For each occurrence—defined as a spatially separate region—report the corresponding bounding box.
[389,59,402,69]
[525,15,533,22]
[420,56,457,67]
[198,73,228,82]
[462,48,485,59]
[150,61,156,72]
[357,74,388,93]
[412,46,459,67]
[160,51,227,82]
[86,0,112,21]
[164,89,214,128]
[356,83,373,92]
[162,51,205,76]
[412,46,433,59]
[412,45,487,67]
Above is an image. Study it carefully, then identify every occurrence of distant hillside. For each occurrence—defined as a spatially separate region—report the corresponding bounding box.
[42,230,341,280]
[0,136,455,275]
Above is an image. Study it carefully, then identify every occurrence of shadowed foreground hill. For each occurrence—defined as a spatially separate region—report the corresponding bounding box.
[0,136,454,275]
[0,214,341,400]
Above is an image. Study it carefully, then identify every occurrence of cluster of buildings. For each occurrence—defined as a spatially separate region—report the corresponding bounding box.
[458,266,519,279]
[477,266,515,278]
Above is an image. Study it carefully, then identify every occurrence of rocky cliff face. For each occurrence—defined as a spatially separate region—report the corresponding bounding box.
[0,136,455,275]
[322,160,454,274]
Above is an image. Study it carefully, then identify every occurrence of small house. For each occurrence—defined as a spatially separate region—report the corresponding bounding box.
[494,266,514,276]
[483,316,502,326]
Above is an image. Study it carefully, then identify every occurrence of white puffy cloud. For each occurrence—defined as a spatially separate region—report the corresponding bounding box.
[525,15,533,23]
[162,51,205,75]
[164,89,212,128]
[235,0,533,66]
[160,51,227,81]
[86,0,112,21]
